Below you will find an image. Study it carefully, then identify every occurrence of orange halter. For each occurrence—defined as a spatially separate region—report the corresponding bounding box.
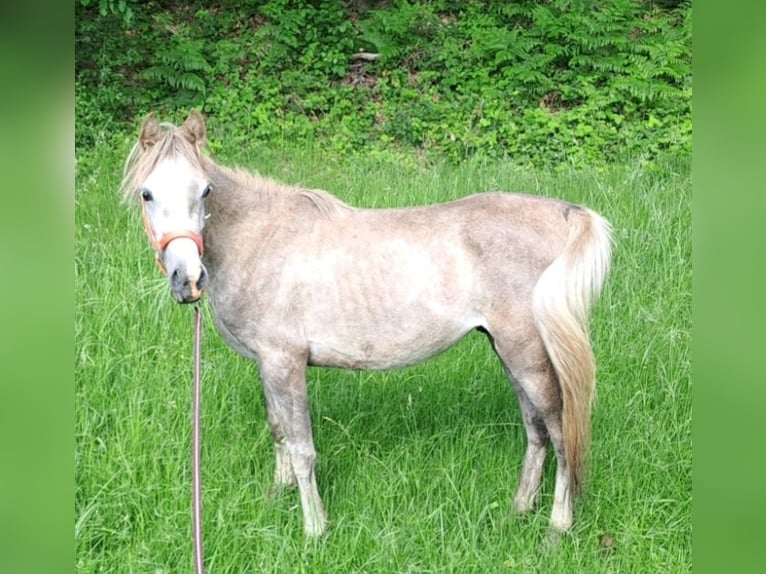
[141,204,204,275]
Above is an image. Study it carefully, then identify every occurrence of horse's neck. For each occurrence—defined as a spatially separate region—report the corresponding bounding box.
[203,158,347,224]
[201,160,301,267]
[204,160,279,217]
[201,158,349,271]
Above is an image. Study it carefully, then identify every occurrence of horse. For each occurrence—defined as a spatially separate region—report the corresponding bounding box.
[121,111,612,537]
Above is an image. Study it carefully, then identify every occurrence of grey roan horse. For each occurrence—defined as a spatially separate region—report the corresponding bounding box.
[122,111,612,537]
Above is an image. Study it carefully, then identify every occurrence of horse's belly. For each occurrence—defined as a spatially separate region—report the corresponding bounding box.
[306,314,476,370]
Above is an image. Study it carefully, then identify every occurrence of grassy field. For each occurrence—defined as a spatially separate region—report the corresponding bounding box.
[75,139,690,573]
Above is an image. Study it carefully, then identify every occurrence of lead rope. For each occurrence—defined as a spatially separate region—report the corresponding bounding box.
[192,303,205,574]
[140,205,206,571]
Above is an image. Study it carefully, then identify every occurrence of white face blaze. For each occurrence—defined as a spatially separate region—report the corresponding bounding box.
[141,155,210,302]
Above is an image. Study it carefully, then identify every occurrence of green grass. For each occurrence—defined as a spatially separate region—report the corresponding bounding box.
[75,141,691,573]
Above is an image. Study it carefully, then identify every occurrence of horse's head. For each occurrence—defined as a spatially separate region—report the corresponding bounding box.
[126,111,212,303]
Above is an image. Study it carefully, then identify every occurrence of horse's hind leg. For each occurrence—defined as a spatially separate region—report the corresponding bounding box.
[490,328,574,532]
[508,378,550,513]
[258,350,327,536]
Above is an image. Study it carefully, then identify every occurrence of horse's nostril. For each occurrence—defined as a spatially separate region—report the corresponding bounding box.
[197,266,209,291]
[171,268,181,283]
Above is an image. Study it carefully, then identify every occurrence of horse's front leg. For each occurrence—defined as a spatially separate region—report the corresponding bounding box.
[263,399,297,495]
[258,349,327,537]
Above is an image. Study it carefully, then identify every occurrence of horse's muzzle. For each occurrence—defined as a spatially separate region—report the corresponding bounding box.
[170,264,208,304]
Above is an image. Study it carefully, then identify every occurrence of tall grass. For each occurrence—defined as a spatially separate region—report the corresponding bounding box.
[75,141,690,573]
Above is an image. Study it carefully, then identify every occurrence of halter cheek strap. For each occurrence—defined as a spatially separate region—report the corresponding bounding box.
[141,204,204,275]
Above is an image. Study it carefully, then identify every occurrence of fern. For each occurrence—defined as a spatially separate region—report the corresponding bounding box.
[139,37,211,96]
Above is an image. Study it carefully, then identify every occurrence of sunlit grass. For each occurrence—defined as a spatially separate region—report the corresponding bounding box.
[75,141,690,573]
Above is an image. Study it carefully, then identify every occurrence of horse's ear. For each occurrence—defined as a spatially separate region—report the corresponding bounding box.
[139,113,161,150]
[181,110,207,147]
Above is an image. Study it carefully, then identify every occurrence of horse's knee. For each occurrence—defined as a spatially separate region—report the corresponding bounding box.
[288,443,317,477]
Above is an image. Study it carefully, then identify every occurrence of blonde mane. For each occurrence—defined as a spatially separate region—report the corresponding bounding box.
[120,120,349,218]
[218,164,349,219]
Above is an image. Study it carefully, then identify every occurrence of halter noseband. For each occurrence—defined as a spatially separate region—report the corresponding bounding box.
[141,204,204,275]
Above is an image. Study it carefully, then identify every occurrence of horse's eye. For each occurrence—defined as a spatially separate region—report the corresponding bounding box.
[201,184,212,199]
[141,188,153,202]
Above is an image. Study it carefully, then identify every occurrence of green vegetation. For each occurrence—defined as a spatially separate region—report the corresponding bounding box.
[76,0,691,165]
[76,1,691,571]
[75,142,690,571]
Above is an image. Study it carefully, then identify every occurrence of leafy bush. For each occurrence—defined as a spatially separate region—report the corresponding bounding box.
[75,0,691,165]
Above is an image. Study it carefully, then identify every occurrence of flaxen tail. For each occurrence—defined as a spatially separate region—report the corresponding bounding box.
[532,205,612,496]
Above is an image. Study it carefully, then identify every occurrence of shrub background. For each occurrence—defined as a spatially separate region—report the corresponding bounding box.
[76,0,691,165]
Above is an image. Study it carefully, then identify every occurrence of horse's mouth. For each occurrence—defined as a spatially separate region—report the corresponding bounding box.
[173,287,202,304]
[170,265,208,304]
